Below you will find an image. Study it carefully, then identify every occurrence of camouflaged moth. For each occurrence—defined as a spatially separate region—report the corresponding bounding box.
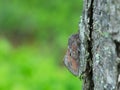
[64,34,80,76]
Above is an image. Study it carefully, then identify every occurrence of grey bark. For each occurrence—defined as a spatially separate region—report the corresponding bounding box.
[79,0,120,90]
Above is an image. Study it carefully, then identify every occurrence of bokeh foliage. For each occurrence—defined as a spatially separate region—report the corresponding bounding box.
[0,0,83,90]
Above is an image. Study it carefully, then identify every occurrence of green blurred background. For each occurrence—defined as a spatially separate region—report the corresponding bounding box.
[0,0,83,90]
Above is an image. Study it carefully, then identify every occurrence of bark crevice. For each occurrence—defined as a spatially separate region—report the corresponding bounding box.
[117,63,120,90]
[114,40,120,90]
[114,40,120,58]
[86,0,94,89]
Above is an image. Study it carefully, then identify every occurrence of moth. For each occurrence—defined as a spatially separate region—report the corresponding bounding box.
[64,34,80,76]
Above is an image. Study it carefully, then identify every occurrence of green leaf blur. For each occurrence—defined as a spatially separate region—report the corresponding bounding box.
[0,0,83,90]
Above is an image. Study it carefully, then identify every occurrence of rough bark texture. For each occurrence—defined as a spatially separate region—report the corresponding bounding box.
[79,0,120,90]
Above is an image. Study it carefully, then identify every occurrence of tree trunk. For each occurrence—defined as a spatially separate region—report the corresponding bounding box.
[79,0,120,90]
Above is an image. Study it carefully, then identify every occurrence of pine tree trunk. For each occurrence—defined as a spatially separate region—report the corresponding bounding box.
[79,0,120,90]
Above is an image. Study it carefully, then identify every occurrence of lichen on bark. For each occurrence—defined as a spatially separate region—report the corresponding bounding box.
[78,0,120,90]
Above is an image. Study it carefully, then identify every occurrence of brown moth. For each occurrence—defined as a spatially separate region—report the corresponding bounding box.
[64,34,80,76]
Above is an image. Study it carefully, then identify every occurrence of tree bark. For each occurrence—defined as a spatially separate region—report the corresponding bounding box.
[79,0,120,90]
